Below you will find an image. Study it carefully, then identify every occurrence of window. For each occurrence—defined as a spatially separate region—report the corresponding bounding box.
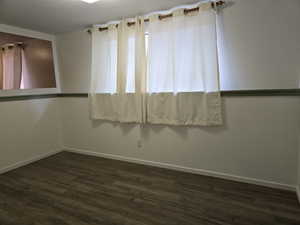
[90,2,222,126]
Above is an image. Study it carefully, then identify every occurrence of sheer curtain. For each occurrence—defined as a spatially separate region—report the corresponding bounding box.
[146,3,222,125]
[0,49,3,89]
[89,18,147,122]
[90,2,222,126]
[2,45,22,90]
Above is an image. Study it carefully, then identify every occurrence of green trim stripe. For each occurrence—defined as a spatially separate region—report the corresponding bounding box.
[0,89,300,102]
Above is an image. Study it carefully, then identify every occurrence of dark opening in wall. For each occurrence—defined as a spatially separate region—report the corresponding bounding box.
[0,32,56,90]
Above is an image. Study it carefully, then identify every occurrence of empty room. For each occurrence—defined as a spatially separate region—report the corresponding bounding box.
[1,0,300,224]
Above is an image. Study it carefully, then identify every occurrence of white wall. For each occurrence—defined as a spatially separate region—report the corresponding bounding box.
[0,99,62,172]
[217,0,300,90]
[60,96,300,188]
[57,30,91,93]
[298,141,300,197]
[56,0,300,189]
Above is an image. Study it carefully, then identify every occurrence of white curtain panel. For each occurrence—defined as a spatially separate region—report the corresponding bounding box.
[147,3,222,126]
[0,50,3,89]
[90,18,147,123]
[2,46,22,90]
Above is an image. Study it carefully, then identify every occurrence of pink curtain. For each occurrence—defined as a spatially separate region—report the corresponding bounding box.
[2,45,22,90]
[0,49,3,89]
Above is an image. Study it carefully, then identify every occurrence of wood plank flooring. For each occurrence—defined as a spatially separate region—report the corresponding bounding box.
[0,151,300,225]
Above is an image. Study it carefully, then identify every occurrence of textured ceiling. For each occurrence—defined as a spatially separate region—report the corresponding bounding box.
[0,0,200,34]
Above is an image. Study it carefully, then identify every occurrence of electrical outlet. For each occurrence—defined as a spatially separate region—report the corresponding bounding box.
[137,140,142,148]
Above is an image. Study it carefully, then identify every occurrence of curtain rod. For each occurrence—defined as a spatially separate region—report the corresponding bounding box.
[1,42,25,51]
[87,0,225,34]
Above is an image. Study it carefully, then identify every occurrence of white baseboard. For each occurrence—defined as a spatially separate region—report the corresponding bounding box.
[297,186,300,204]
[64,147,296,192]
[0,149,62,175]
[0,147,297,195]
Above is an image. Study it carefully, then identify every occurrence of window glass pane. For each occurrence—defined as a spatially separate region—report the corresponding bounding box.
[125,36,135,93]
[92,29,117,94]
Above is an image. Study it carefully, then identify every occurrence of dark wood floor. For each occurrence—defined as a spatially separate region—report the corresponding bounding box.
[0,152,300,225]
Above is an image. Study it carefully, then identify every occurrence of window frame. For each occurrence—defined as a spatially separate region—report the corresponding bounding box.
[0,24,61,97]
